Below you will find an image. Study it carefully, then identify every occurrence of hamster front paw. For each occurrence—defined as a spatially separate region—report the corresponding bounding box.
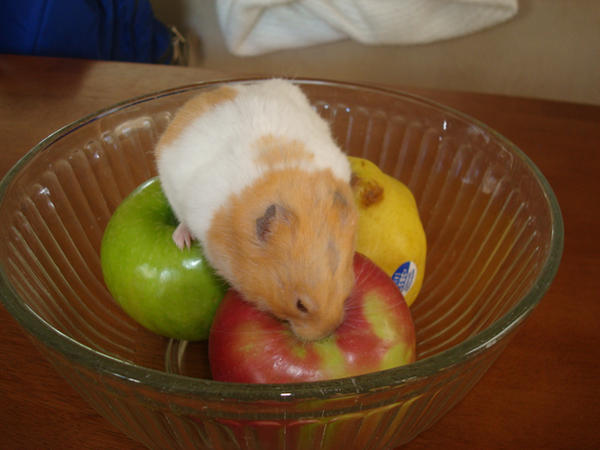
[172,223,193,250]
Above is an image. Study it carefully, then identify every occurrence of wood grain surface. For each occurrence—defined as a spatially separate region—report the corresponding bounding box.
[0,54,598,449]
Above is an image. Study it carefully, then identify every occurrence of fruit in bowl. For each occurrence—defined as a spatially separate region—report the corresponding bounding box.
[100,177,227,341]
[102,162,419,382]
[209,252,416,383]
[350,156,426,307]
[0,79,563,450]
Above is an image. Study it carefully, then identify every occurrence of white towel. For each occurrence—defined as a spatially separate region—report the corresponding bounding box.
[216,0,518,56]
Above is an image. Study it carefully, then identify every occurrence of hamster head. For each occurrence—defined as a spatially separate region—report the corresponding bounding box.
[206,168,358,341]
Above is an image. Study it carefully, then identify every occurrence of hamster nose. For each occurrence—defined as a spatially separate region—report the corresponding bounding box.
[291,325,331,342]
[291,315,344,342]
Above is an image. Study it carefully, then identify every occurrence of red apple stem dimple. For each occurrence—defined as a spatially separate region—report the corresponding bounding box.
[172,223,193,250]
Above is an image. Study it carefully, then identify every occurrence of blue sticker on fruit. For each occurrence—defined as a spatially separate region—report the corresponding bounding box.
[392,261,417,295]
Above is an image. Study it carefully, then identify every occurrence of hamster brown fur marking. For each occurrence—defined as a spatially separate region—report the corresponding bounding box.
[156,86,238,154]
[155,79,358,341]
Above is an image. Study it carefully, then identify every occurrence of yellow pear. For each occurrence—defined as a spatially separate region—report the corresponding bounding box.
[349,156,426,306]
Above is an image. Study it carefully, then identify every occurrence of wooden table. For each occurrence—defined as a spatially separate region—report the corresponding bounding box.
[1,54,598,449]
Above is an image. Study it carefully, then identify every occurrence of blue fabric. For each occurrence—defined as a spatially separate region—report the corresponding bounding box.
[0,0,172,63]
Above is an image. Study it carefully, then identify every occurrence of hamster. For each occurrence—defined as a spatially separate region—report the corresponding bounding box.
[155,79,357,341]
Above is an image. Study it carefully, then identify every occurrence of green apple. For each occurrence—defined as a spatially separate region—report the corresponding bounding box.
[101,177,227,341]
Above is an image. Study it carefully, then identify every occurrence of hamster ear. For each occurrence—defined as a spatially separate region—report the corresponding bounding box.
[333,190,349,209]
[332,189,355,225]
[256,203,294,242]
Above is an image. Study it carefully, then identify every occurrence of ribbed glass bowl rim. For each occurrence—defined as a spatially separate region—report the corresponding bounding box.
[0,78,564,402]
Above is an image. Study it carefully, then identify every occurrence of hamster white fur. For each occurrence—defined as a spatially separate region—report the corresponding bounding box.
[155,79,357,341]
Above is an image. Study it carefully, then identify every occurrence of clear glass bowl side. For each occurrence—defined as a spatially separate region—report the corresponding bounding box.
[0,79,563,406]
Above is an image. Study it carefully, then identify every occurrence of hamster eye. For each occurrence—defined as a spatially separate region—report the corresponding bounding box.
[296,299,308,314]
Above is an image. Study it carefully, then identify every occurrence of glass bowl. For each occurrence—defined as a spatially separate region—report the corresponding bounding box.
[0,79,563,449]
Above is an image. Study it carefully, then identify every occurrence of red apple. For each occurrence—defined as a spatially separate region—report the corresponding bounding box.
[208,253,416,383]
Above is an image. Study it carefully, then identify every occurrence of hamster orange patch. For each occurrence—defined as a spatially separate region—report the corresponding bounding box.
[253,134,315,168]
[205,167,357,336]
[156,86,237,154]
